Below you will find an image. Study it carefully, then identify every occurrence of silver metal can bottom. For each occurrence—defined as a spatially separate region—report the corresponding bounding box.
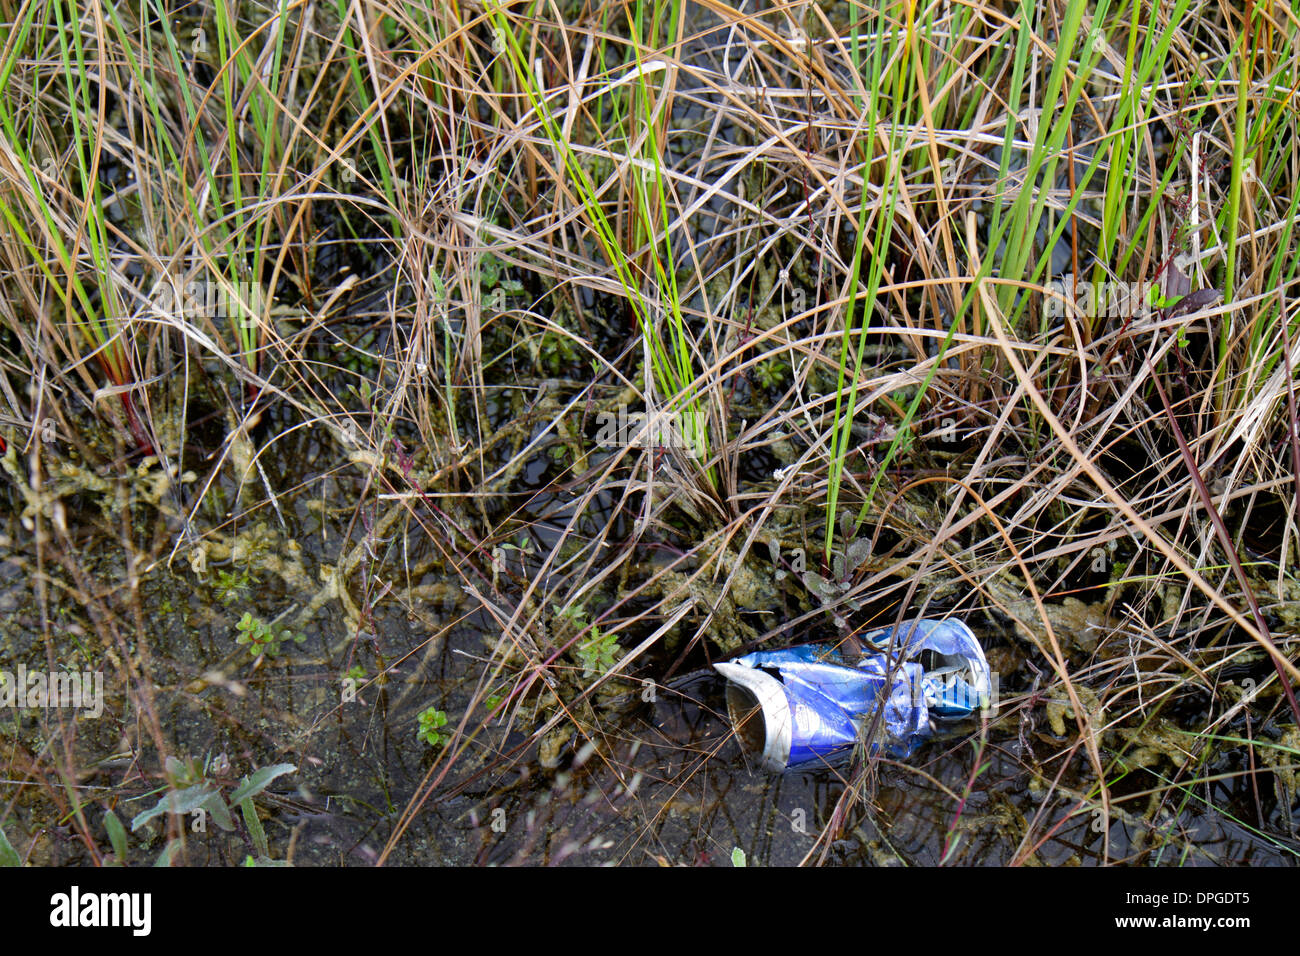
[724,681,767,757]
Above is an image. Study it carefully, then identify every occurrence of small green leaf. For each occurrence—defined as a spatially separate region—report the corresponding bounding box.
[730,846,746,867]
[228,763,297,806]
[0,825,21,866]
[154,838,183,867]
[163,754,192,783]
[103,810,129,862]
[240,799,268,858]
[131,783,222,832]
[846,538,871,571]
[417,706,449,747]
[202,792,236,832]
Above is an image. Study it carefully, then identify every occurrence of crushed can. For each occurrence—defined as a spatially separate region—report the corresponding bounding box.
[713,618,991,772]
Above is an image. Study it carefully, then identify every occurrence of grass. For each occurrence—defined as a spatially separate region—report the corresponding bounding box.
[1,0,1299,866]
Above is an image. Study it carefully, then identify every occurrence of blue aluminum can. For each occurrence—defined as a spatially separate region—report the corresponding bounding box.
[713,618,990,771]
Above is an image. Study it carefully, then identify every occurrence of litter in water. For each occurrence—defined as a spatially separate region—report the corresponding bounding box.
[714,618,991,772]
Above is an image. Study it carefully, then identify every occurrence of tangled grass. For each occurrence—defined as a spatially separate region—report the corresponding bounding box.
[2,0,1299,865]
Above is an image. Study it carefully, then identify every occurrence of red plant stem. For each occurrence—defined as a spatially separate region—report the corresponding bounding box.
[942,731,987,864]
[121,392,154,456]
[1149,362,1300,728]
[1279,313,1300,542]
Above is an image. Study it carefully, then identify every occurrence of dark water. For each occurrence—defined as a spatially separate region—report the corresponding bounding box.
[4,406,1295,867]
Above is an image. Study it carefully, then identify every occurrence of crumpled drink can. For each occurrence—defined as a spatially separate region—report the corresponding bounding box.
[714,618,991,772]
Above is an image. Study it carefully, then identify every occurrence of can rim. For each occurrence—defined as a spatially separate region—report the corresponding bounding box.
[714,661,791,772]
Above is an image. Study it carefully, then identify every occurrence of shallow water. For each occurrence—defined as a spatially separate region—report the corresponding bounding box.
[2,2,1296,868]
[3,413,1296,867]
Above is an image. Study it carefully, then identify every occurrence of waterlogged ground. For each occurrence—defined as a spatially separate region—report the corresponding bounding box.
[2,413,1296,867]
[0,0,1292,856]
